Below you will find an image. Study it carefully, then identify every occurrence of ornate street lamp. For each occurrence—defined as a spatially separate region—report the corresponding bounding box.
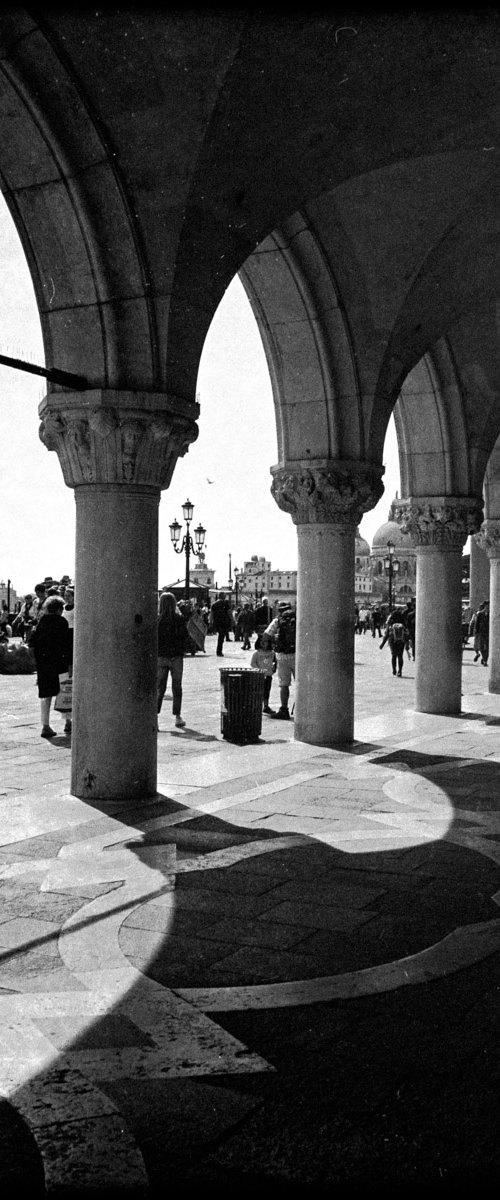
[384,540,400,611]
[170,499,206,602]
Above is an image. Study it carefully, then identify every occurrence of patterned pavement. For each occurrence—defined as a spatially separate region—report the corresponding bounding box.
[0,633,500,1193]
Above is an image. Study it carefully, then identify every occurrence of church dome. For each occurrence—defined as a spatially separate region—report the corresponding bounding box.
[355,528,371,557]
[371,501,415,554]
[371,520,414,551]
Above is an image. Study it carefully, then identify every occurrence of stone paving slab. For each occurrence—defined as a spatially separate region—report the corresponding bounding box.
[1,634,500,1191]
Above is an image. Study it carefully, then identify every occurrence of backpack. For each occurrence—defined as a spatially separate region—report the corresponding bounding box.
[276,611,296,653]
[391,622,405,643]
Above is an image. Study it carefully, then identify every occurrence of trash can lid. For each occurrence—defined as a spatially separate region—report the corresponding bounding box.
[219,666,261,675]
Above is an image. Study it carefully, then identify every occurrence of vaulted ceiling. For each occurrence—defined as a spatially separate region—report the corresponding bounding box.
[1,8,500,495]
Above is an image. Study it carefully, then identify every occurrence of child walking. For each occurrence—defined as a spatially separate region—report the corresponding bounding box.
[250,633,277,714]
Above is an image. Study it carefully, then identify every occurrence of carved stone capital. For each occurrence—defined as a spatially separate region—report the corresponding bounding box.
[393,496,483,549]
[38,390,199,488]
[476,519,500,558]
[270,459,384,527]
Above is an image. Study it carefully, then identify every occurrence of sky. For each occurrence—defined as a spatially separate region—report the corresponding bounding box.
[0,194,400,599]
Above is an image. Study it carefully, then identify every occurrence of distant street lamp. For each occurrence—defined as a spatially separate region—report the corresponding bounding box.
[384,540,400,611]
[169,499,206,603]
[234,567,240,607]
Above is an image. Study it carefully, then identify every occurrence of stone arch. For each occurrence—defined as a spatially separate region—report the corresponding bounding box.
[394,341,472,501]
[239,214,363,465]
[238,219,479,529]
[484,440,500,520]
[0,18,159,390]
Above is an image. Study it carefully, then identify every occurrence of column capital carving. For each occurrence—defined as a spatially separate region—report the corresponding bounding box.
[270,459,384,526]
[392,496,483,548]
[476,519,500,558]
[38,390,199,489]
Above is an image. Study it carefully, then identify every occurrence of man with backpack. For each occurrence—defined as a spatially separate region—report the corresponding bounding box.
[380,610,409,676]
[265,602,296,719]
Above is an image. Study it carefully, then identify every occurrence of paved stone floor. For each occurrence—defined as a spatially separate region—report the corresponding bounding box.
[1,632,500,1195]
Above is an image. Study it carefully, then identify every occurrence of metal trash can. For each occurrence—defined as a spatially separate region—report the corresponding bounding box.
[220,667,266,743]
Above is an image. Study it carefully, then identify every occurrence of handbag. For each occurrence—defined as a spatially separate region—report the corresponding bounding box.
[54,672,73,712]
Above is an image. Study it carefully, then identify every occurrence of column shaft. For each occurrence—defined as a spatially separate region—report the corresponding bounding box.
[271,459,384,745]
[470,535,490,613]
[295,524,355,744]
[474,521,500,694]
[488,557,500,692]
[38,389,199,801]
[72,485,159,799]
[415,546,463,713]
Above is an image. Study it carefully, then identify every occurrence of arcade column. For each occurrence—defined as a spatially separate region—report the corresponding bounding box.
[395,497,482,714]
[469,534,490,614]
[39,389,198,799]
[476,520,500,692]
[271,459,384,745]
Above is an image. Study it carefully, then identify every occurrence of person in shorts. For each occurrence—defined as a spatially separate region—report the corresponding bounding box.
[265,602,296,720]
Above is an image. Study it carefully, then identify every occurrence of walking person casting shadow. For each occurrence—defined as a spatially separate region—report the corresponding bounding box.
[29,595,73,738]
[157,591,188,731]
[380,613,409,677]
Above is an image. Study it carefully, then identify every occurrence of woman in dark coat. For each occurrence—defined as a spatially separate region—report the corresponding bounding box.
[29,595,72,738]
[157,591,189,729]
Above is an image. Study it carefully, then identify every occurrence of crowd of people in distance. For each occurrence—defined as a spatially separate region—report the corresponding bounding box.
[355,599,416,679]
[3,580,490,736]
[1,577,74,738]
[360,595,490,680]
[157,592,296,727]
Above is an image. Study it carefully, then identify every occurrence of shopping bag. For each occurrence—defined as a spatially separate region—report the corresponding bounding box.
[54,673,73,712]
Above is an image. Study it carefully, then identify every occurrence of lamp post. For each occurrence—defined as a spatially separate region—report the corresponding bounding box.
[169,499,206,603]
[384,540,400,611]
[234,567,239,607]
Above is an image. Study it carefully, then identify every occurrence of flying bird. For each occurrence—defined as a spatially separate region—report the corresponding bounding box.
[207,477,214,484]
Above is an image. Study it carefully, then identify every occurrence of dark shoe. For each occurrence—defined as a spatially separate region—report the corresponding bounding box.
[271,708,290,720]
[398,671,402,676]
[216,652,223,657]
[482,659,488,666]
[64,719,72,733]
[263,705,275,715]
[41,726,56,738]
[474,653,480,661]
[392,669,396,675]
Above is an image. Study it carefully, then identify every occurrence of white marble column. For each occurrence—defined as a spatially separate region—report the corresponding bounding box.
[39,389,198,799]
[476,521,500,693]
[395,497,482,714]
[271,459,384,744]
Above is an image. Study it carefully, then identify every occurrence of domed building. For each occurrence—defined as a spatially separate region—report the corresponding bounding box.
[354,529,372,596]
[370,499,416,604]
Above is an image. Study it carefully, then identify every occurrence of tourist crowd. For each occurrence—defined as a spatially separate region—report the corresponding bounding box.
[1,582,490,734]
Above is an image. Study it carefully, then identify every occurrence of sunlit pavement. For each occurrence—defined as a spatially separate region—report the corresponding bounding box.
[1,633,500,1194]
